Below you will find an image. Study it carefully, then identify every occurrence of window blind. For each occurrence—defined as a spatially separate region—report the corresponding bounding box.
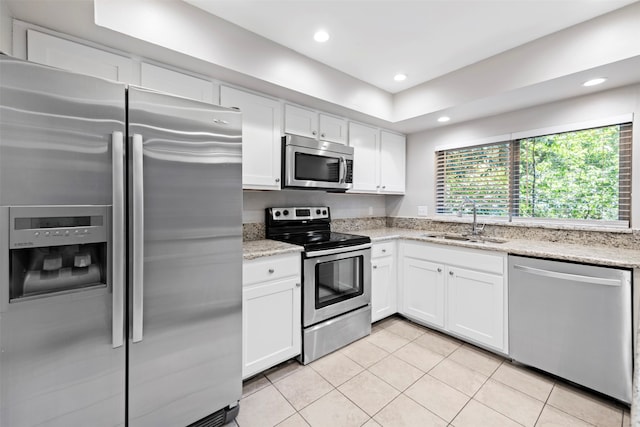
[435,143,511,216]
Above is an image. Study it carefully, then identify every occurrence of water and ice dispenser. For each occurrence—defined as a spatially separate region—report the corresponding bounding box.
[8,206,109,300]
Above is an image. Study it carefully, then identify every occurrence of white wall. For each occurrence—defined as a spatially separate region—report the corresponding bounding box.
[243,190,387,224]
[389,83,640,227]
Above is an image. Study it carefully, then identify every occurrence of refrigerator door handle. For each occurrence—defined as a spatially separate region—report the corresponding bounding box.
[132,133,145,343]
[112,131,125,348]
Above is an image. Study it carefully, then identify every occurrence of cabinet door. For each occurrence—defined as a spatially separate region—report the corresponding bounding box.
[401,257,445,328]
[319,114,347,144]
[371,255,396,323]
[446,266,504,351]
[221,86,282,190]
[380,131,406,194]
[27,29,134,83]
[348,122,380,193]
[284,104,318,138]
[243,277,301,379]
[141,63,217,103]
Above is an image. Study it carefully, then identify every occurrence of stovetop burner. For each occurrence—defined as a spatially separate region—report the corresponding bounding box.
[265,207,371,252]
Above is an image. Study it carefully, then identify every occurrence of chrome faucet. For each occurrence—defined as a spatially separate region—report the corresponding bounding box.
[457,196,484,235]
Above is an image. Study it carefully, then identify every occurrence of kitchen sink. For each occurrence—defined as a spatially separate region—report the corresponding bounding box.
[421,233,507,244]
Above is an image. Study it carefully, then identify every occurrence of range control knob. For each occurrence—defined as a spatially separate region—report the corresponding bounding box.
[275,211,281,217]
[316,209,321,214]
[283,210,289,216]
[322,210,327,215]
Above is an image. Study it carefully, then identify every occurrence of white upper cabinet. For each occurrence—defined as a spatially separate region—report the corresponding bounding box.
[379,131,406,194]
[140,63,218,104]
[349,124,406,194]
[220,86,282,190]
[284,104,347,144]
[27,30,134,83]
[348,122,380,193]
[284,104,317,139]
[318,113,348,144]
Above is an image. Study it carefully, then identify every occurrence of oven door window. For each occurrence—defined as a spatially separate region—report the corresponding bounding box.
[295,153,340,183]
[315,255,363,308]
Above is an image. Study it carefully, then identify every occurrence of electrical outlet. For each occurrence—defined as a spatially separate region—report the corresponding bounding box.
[417,206,428,217]
[368,206,373,215]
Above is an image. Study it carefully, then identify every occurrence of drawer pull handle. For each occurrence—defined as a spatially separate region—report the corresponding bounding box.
[382,249,386,253]
[296,283,301,287]
[373,265,378,269]
[449,271,454,276]
[268,268,275,274]
[437,267,442,273]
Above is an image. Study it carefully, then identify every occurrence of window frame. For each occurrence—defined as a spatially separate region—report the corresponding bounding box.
[434,118,633,227]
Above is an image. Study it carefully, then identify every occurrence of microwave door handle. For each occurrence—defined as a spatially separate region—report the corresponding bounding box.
[132,133,144,343]
[339,156,346,184]
[111,131,125,348]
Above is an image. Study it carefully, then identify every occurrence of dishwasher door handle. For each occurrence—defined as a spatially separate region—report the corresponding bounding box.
[513,264,623,287]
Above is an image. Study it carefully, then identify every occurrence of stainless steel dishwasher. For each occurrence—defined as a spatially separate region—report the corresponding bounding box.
[508,255,632,404]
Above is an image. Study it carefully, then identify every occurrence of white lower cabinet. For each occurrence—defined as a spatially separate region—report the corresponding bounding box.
[371,242,397,323]
[400,257,445,328]
[399,241,507,353]
[446,266,504,350]
[242,253,301,379]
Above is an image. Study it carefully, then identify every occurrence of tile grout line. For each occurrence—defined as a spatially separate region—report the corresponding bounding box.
[542,383,602,427]
[442,356,497,426]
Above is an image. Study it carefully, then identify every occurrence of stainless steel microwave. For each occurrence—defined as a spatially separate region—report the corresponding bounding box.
[282,134,354,191]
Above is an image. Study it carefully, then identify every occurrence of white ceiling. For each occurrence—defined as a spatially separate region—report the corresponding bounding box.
[184,0,637,93]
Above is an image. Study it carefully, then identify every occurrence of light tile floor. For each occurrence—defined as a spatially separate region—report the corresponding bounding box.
[231,316,631,427]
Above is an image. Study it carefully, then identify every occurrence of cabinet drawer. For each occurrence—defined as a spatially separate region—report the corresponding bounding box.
[243,254,300,286]
[372,241,395,258]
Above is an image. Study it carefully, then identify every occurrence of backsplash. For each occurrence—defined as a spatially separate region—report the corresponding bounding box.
[387,217,640,250]
[242,217,387,241]
[331,217,387,232]
[244,215,639,250]
[243,222,266,242]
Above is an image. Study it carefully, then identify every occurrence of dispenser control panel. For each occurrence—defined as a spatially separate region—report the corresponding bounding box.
[9,205,109,248]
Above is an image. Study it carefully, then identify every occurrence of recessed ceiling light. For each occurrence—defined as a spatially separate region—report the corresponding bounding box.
[314,30,330,43]
[583,77,607,87]
[437,116,451,123]
[394,73,407,82]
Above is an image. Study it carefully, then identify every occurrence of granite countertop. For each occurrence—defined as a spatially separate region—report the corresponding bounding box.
[243,239,303,260]
[357,227,640,269]
[243,227,640,268]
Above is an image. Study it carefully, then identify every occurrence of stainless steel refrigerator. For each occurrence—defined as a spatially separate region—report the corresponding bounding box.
[0,55,243,426]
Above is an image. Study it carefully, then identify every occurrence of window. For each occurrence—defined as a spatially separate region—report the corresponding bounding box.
[436,123,632,225]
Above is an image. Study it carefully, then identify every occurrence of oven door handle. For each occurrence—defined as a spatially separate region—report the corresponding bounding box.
[305,243,372,258]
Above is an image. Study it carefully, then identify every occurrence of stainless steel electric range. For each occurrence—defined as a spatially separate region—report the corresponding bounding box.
[265,207,372,364]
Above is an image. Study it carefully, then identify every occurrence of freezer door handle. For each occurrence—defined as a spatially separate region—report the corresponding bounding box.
[513,264,623,286]
[132,133,144,343]
[112,131,125,348]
